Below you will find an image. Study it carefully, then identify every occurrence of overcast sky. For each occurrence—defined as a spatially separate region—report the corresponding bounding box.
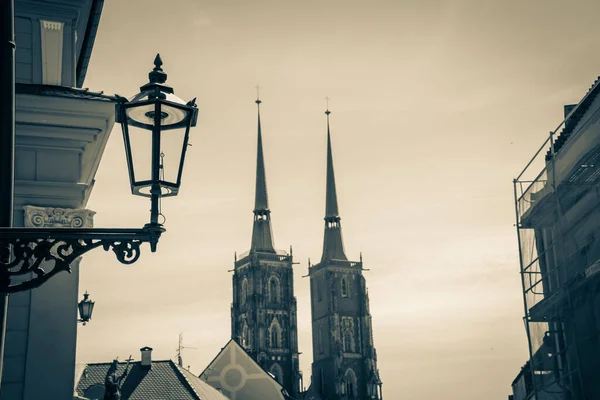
[75,1,600,398]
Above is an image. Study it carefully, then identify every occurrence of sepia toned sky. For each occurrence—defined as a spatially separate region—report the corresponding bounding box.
[76,1,600,398]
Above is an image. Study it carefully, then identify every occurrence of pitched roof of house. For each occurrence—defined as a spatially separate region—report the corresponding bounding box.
[75,359,229,400]
[545,76,600,161]
[199,339,288,400]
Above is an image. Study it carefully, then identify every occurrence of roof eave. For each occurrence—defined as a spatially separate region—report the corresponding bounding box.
[76,0,104,88]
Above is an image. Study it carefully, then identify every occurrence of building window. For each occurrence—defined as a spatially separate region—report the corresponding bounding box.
[269,276,280,304]
[241,278,248,305]
[270,363,283,384]
[341,277,348,297]
[269,318,282,348]
[344,369,357,397]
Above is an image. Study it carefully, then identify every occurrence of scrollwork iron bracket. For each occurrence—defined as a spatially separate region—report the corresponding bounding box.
[0,223,165,293]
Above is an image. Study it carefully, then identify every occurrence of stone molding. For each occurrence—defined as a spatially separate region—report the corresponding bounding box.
[23,205,95,228]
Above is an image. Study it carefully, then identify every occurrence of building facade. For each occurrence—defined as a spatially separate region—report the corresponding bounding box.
[513,77,600,399]
[230,100,301,397]
[308,110,382,400]
[1,1,115,399]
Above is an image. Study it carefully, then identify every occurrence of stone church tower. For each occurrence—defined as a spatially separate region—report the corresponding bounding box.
[308,109,383,399]
[231,99,301,397]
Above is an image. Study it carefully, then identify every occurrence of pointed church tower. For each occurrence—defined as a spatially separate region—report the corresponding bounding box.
[250,99,275,252]
[231,98,301,397]
[322,109,347,262]
[308,109,383,400]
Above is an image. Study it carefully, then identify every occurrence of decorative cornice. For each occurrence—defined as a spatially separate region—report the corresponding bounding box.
[41,20,64,31]
[24,205,95,228]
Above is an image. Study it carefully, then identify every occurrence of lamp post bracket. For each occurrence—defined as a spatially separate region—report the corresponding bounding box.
[0,224,164,293]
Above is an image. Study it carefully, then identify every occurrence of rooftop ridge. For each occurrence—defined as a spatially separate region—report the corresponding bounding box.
[171,361,202,400]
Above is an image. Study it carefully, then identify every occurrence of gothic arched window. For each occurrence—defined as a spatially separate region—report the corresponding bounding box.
[342,317,355,353]
[344,369,357,397]
[343,329,354,353]
[341,277,348,298]
[241,322,249,347]
[269,276,280,304]
[269,318,282,348]
[270,363,284,384]
[241,278,248,305]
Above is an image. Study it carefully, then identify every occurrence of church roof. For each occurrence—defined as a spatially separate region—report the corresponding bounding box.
[200,339,288,400]
[75,359,228,400]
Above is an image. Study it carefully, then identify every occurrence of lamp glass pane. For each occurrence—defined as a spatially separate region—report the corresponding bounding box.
[79,301,93,321]
[126,124,153,185]
[126,92,187,127]
[160,125,188,186]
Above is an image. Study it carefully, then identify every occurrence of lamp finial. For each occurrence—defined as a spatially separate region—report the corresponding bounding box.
[154,54,163,70]
[149,54,167,84]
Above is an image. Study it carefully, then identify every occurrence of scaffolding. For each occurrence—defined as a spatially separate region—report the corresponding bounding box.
[514,77,600,400]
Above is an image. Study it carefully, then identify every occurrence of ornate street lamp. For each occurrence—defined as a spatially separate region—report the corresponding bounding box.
[115,54,197,211]
[0,55,198,294]
[78,291,95,325]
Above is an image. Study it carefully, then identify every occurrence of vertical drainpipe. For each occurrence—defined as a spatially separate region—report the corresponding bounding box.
[0,0,16,389]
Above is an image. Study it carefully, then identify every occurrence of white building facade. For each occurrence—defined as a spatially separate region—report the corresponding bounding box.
[1,1,115,399]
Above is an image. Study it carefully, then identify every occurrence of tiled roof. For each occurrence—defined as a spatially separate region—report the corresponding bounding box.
[16,83,116,102]
[76,360,229,400]
[175,364,228,400]
[546,76,600,161]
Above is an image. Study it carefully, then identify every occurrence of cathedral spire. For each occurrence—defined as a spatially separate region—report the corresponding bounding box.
[321,108,347,262]
[254,98,268,212]
[250,97,275,253]
[325,109,340,218]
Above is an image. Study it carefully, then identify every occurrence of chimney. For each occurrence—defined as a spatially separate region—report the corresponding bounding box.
[564,104,577,130]
[564,104,577,118]
[140,347,153,368]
